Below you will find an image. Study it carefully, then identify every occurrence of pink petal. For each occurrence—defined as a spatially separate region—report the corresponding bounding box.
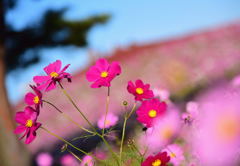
[60,64,70,73]
[24,106,37,121]
[45,81,56,92]
[135,80,144,87]
[25,92,35,105]
[95,58,109,71]
[86,66,101,82]
[127,81,136,93]
[108,62,121,76]
[33,76,51,84]
[14,125,27,134]
[91,79,110,88]
[44,60,62,74]
[15,112,28,125]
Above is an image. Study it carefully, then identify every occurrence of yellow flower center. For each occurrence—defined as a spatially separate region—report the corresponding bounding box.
[152,159,161,166]
[162,127,173,139]
[33,96,39,104]
[105,120,111,125]
[26,120,33,127]
[148,110,157,118]
[50,72,59,78]
[170,152,176,158]
[216,114,239,141]
[101,71,108,78]
[136,88,144,94]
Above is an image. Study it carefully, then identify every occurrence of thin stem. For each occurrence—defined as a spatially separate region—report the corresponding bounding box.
[58,82,97,133]
[41,126,89,156]
[102,87,110,135]
[57,83,119,165]
[119,116,127,164]
[100,135,120,166]
[67,149,82,162]
[43,100,94,134]
[119,102,137,165]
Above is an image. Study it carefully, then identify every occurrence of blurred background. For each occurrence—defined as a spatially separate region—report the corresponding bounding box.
[1,0,240,166]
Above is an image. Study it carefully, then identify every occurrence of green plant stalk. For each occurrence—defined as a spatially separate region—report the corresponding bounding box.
[43,100,94,134]
[41,126,90,156]
[119,102,137,165]
[57,83,120,165]
[58,82,97,133]
[67,149,82,162]
[102,87,110,135]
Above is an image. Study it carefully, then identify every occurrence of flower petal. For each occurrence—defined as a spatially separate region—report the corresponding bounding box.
[25,92,35,105]
[14,125,27,134]
[33,76,50,84]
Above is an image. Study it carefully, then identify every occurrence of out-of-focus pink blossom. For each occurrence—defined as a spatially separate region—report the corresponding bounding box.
[182,101,199,125]
[61,154,78,166]
[97,113,119,129]
[139,107,181,155]
[162,144,185,166]
[80,155,94,166]
[36,152,53,166]
[153,88,170,101]
[190,84,240,166]
[231,74,240,87]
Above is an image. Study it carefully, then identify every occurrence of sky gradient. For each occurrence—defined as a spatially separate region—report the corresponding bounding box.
[6,0,240,103]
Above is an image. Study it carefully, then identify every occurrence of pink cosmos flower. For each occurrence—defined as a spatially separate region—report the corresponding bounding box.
[190,84,240,166]
[136,98,167,128]
[127,80,154,101]
[33,60,71,92]
[86,58,121,88]
[25,85,42,110]
[36,152,53,166]
[162,144,185,166]
[14,106,41,144]
[97,113,119,129]
[141,151,170,166]
[80,155,94,166]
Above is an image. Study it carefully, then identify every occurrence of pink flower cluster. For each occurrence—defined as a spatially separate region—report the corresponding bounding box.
[14,60,71,144]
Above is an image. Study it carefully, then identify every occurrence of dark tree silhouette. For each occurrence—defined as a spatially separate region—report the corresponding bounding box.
[0,0,110,165]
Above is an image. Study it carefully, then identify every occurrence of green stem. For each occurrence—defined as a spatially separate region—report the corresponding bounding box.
[57,83,119,165]
[67,149,82,162]
[102,87,110,135]
[41,126,89,156]
[58,82,97,133]
[119,102,136,165]
[43,100,94,134]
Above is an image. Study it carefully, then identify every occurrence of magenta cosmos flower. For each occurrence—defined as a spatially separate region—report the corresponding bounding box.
[127,80,154,101]
[14,106,41,144]
[33,60,71,91]
[136,98,167,127]
[25,85,43,110]
[86,58,121,88]
[141,151,170,166]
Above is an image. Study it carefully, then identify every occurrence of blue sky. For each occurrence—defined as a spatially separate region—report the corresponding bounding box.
[6,0,240,104]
